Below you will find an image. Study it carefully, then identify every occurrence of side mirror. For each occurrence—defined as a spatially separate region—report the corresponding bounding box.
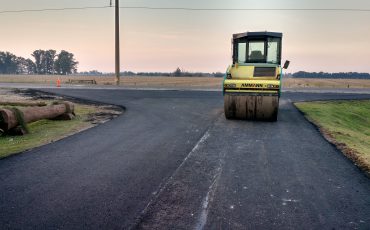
[283,60,290,69]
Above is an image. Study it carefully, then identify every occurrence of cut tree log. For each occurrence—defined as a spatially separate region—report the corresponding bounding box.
[0,101,47,107]
[0,102,75,134]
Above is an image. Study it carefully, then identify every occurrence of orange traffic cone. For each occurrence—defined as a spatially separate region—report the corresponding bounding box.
[56,78,61,87]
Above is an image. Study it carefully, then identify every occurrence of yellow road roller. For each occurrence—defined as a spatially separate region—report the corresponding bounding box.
[223,31,289,121]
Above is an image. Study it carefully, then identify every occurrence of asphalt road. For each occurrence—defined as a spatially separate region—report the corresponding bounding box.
[1,89,370,230]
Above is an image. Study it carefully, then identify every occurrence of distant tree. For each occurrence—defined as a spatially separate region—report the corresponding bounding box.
[213,72,224,78]
[122,71,135,76]
[0,52,7,74]
[25,58,36,74]
[0,52,35,74]
[78,70,103,76]
[32,50,45,74]
[173,67,182,77]
[0,52,18,74]
[44,50,56,74]
[0,50,80,75]
[31,49,56,74]
[124,70,228,78]
[16,57,28,74]
[54,50,78,75]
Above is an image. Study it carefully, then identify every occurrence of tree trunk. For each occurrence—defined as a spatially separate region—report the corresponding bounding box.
[0,102,74,133]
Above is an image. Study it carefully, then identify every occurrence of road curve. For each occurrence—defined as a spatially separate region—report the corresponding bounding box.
[0,89,369,230]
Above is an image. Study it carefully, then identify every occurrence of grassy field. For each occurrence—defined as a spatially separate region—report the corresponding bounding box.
[0,104,97,158]
[0,75,222,89]
[1,74,370,89]
[295,100,370,176]
[283,78,370,89]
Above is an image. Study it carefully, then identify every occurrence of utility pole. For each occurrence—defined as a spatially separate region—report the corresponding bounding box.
[114,0,120,85]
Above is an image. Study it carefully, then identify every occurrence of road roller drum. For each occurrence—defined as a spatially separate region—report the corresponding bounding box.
[224,94,279,121]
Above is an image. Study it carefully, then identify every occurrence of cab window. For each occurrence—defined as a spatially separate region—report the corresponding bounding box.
[237,43,246,63]
[267,38,280,64]
[247,41,265,62]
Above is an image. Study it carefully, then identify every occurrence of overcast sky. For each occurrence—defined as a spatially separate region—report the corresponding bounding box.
[1,0,370,73]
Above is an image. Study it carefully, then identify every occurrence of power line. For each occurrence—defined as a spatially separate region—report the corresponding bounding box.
[1,6,370,14]
[0,6,111,14]
[119,6,370,12]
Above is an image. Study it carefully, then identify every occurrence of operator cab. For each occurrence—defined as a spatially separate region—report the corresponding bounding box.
[233,32,282,65]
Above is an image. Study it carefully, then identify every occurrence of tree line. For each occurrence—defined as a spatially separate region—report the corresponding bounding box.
[291,71,370,79]
[79,69,370,79]
[79,67,225,78]
[125,67,225,78]
[3,54,370,79]
[0,50,78,75]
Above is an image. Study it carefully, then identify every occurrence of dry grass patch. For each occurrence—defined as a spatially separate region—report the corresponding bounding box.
[283,78,370,88]
[2,75,370,89]
[0,75,223,89]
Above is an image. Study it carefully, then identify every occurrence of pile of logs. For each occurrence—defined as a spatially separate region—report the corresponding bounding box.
[0,102,75,135]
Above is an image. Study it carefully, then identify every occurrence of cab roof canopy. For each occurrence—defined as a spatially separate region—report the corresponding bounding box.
[233,31,282,40]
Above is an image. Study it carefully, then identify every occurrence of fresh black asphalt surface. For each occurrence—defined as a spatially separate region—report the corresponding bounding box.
[1,89,370,230]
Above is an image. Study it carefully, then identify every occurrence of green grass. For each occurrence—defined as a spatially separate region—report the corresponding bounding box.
[0,104,96,158]
[295,100,370,174]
